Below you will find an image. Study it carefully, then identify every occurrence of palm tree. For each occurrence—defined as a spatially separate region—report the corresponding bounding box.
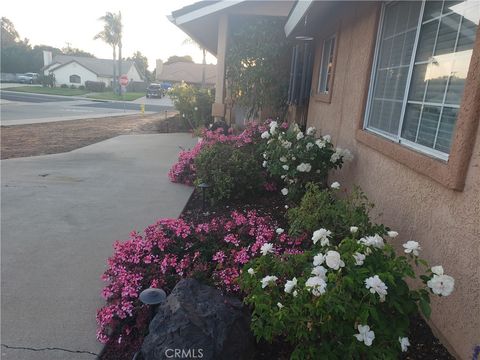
[183,37,207,88]
[94,12,121,91]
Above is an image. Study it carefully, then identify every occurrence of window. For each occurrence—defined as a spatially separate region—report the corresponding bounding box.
[69,74,81,84]
[318,35,336,94]
[287,42,314,106]
[365,0,479,160]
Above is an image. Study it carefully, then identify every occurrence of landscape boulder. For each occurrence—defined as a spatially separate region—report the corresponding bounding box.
[140,278,254,360]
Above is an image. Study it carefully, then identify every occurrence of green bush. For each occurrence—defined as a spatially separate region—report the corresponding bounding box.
[194,142,263,203]
[78,85,85,90]
[168,82,214,129]
[85,80,106,92]
[69,84,77,89]
[60,84,68,88]
[287,183,385,241]
[239,187,455,359]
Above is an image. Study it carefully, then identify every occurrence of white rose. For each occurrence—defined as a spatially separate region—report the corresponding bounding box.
[427,274,455,296]
[282,165,289,171]
[358,234,384,249]
[323,135,331,142]
[281,188,288,196]
[325,250,345,270]
[306,127,315,135]
[354,325,375,346]
[296,132,304,140]
[277,302,284,309]
[350,226,359,234]
[247,268,255,276]
[365,275,388,301]
[353,252,366,266]
[292,290,298,297]
[311,265,327,280]
[387,231,399,238]
[315,139,326,149]
[262,161,268,168]
[282,141,292,149]
[306,142,314,150]
[431,265,444,276]
[261,275,278,289]
[276,228,284,235]
[284,277,298,294]
[261,131,270,139]
[305,276,327,296]
[260,243,274,256]
[403,240,421,256]
[280,156,287,162]
[399,337,410,352]
[313,253,325,266]
[311,228,331,245]
[330,181,340,189]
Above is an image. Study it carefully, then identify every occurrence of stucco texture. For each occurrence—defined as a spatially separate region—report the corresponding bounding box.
[305,2,480,359]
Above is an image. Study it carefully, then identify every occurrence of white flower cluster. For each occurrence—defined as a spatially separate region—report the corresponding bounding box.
[358,234,385,249]
[365,275,388,302]
[330,147,353,163]
[260,243,274,256]
[261,275,278,289]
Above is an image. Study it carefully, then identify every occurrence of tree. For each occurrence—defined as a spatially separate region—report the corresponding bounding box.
[1,17,20,46]
[127,51,149,80]
[165,55,193,65]
[183,37,207,88]
[62,43,95,58]
[94,12,121,90]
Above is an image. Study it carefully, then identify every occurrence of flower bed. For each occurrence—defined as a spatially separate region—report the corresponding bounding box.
[99,121,455,359]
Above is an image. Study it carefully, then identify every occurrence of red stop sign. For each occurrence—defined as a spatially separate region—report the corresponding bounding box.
[119,75,129,86]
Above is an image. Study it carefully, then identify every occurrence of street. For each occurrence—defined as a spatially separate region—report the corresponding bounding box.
[0,91,174,125]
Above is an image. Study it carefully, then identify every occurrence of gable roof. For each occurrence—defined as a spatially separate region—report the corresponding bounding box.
[157,61,216,85]
[44,55,140,78]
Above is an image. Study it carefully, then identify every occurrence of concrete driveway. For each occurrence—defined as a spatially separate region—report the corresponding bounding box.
[1,133,197,359]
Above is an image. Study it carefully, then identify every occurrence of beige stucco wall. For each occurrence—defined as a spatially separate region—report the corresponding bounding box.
[305,3,480,359]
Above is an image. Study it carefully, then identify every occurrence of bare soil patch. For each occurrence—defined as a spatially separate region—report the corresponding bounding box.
[1,112,190,159]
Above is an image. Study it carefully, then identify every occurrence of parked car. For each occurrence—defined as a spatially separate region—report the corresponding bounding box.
[17,73,39,84]
[146,84,164,98]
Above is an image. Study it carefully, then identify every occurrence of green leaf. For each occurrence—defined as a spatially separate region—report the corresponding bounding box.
[419,297,431,318]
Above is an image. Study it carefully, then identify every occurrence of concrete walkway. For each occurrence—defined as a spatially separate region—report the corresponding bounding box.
[1,133,197,359]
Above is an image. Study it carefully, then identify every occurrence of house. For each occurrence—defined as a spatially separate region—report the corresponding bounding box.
[41,52,143,87]
[155,59,216,87]
[171,1,479,359]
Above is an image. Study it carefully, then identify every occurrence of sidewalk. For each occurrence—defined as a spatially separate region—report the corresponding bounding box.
[1,133,197,359]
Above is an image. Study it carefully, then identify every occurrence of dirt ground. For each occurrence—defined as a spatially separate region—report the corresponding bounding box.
[1,112,190,159]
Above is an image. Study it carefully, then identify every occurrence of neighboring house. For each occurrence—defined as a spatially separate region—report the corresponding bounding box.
[171,1,479,359]
[41,52,143,87]
[155,60,216,87]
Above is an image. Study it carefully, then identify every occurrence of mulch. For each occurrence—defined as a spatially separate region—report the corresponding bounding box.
[1,113,190,159]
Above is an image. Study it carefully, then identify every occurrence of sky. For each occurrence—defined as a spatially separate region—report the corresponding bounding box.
[2,0,217,70]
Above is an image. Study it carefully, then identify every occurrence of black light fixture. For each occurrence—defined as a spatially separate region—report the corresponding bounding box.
[197,182,210,212]
[139,288,166,305]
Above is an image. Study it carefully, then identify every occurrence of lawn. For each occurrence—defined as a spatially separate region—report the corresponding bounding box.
[86,92,145,101]
[3,86,89,96]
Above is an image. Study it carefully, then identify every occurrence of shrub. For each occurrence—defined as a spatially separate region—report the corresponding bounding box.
[60,83,68,88]
[261,121,353,201]
[85,80,106,92]
[168,122,266,186]
[97,210,305,346]
[287,183,385,240]
[168,82,214,129]
[239,189,455,359]
[78,85,85,90]
[194,142,263,203]
[69,84,77,89]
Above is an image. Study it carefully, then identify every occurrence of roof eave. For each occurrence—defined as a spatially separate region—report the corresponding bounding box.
[284,0,314,37]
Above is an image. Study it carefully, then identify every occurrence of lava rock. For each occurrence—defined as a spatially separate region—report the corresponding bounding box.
[140,278,254,360]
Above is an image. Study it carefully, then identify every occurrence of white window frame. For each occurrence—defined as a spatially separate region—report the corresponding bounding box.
[363,0,470,162]
[317,34,336,94]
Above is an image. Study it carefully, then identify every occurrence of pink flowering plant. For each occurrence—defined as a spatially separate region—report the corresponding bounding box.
[239,189,455,359]
[168,122,267,186]
[260,121,353,200]
[96,210,304,348]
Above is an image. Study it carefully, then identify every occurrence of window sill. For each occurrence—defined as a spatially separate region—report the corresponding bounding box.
[312,93,332,103]
[355,129,472,191]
